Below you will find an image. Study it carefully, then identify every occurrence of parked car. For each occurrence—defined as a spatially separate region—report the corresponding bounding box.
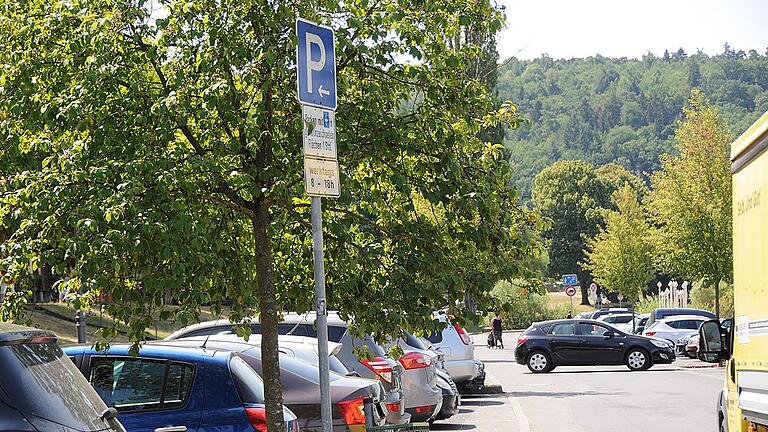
[426,312,485,392]
[180,333,352,375]
[597,313,636,333]
[633,313,650,334]
[646,308,716,328]
[514,319,676,373]
[63,343,300,432]
[163,338,387,432]
[588,308,630,320]
[167,313,408,424]
[684,334,700,358]
[642,315,709,348]
[574,312,593,319]
[0,323,126,432]
[402,332,459,421]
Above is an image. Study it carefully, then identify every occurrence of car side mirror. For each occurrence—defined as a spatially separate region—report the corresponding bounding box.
[698,319,731,363]
[603,331,613,338]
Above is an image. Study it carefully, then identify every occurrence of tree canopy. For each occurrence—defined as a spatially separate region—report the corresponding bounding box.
[0,1,540,430]
[582,184,654,303]
[531,160,643,303]
[648,89,733,317]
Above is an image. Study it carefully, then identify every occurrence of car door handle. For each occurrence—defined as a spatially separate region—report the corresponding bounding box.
[155,427,187,432]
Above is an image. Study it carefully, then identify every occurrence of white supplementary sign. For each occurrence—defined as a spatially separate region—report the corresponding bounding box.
[303,105,336,159]
[304,157,340,197]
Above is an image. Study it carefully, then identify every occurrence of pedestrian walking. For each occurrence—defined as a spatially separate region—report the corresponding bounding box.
[491,312,504,349]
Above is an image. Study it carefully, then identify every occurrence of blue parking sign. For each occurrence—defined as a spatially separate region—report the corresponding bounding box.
[563,274,578,286]
[296,18,337,110]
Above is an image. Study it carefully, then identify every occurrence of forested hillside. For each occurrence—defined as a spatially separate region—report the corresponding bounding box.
[497,47,768,199]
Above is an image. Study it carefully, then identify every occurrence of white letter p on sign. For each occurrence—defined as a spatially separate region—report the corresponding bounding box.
[305,33,326,94]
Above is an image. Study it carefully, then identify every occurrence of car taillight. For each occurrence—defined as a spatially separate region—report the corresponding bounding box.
[414,405,434,414]
[646,331,656,336]
[244,406,267,432]
[517,335,530,345]
[399,352,432,370]
[360,357,394,383]
[454,324,471,345]
[337,397,366,425]
[386,402,400,413]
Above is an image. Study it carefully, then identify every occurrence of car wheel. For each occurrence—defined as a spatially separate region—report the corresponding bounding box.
[526,351,552,373]
[625,348,651,371]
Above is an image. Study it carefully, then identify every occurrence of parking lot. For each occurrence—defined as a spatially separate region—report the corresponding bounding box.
[433,333,724,431]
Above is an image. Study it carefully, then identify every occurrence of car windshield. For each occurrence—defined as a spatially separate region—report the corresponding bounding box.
[0,340,112,431]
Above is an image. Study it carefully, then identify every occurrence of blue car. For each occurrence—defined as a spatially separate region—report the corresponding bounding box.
[63,343,299,432]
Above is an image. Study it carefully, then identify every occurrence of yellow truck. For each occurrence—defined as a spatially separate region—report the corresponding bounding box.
[699,109,768,432]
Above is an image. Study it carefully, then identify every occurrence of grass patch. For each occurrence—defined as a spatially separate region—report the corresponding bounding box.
[547,291,595,315]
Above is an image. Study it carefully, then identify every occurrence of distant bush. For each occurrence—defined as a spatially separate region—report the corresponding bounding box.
[490,280,569,329]
[690,281,734,317]
[633,295,658,314]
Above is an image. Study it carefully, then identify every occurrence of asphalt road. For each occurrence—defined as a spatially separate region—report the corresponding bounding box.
[433,333,724,432]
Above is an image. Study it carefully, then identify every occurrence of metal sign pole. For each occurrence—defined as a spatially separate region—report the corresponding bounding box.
[311,196,332,432]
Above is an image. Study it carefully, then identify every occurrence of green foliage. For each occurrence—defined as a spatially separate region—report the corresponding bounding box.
[648,90,732,316]
[690,281,734,318]
[498,52,768,199]
[490,280,568,329]
[532,160,644,303]
[0,2,542,430]
[582,184,655,302]
[633,295,659,314]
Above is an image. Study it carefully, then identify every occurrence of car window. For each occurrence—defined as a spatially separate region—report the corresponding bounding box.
[0,340,112,431]
[549,323,576,336]
[666,320,682,329]
[328,326,348,342]
[89,357,193,412]
[614,316,633,324]
[425,329,443,344]
[578,323,611,336]
[230,355,265,403]
[681,320,704,330]
[404,332,427,350]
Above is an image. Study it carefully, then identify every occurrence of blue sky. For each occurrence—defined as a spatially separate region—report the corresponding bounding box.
[496,0,768,60]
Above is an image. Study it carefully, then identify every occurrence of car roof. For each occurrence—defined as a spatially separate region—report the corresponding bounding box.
[600,313,634,318]
[0,323,56,344]
[166,312,348,340]
[62,341,233,363]
[176,334,343,356]
[658,315,709,322]
[654,308,713,314]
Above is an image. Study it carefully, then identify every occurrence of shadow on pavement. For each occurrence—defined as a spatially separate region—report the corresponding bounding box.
[459,399,505,407]
[506,390,624,398]
[537,367,680,375]
[430,424,477,430]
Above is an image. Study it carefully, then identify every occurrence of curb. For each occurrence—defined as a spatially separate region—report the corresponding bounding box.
[463,384,504,395]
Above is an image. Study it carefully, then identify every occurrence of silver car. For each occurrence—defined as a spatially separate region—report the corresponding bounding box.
[167,312,409,425]
[384,336,444,422]
[424,312,485,392]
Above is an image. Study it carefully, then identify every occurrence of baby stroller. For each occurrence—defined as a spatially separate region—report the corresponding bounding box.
[487,331,502,349]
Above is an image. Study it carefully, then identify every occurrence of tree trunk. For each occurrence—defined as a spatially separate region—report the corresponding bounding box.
[714,278,721,319]
[253,204,285,432]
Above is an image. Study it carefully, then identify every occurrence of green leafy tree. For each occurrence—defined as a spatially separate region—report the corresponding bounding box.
[532,161,644,304]
[582,184,655,304]
[0,1,540,430]
[648,89,732,317]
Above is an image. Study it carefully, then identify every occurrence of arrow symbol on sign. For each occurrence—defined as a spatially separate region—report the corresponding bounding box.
[318,85,330,98]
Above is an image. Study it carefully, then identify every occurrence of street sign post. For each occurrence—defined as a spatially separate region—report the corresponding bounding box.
[565,286,577,317]
[302,105,336,159]
[297,16,337,432]
[563,274,578,286]
[296,18,337,110]
[304,157,340,197]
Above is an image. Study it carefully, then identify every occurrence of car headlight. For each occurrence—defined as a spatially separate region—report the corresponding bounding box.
[652,340,673,348]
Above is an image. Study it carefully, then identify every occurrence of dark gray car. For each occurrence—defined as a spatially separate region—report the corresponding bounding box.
[0,323,126,432]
